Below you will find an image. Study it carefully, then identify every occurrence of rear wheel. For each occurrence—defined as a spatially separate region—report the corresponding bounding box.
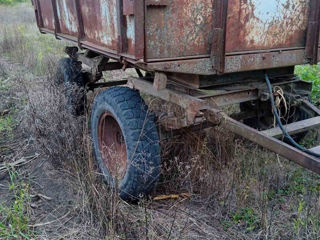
[91,86,161,201]
[55,58,85,115]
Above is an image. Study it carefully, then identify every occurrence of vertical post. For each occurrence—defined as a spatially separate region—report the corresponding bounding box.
[153,72,167,90]
[51,0,61,39]
[116,0,128,53]
[34,0,44,28]
[211,0,228,74]
[305,0,320,64]
[134,0,145,60]
[74,0,85,49]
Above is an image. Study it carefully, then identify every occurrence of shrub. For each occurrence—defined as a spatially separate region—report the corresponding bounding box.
[295,64,320,102]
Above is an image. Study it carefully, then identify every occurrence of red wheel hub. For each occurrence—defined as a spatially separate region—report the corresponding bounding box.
[98,112,127,180]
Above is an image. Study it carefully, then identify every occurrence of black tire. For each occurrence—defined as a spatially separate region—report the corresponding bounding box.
[91,86,161,201]
[55,58,85,115]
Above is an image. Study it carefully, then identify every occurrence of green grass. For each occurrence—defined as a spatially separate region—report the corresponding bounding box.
[0,114,16,137]
[233,207,260,231]
[0,24,66,76]
[0,77,10,91]
[295,64,320,102]
[0,169,34,239]
[0,0,27,5]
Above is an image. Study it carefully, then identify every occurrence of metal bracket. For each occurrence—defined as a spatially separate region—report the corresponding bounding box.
[305,0,320,64]
[153,72,167,90]
[211,0,228,74]
[74,0,85,49]
[51,0,60,40]
[146,0,169,6]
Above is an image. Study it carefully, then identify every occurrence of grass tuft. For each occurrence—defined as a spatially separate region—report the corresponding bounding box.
[0,168,34,239]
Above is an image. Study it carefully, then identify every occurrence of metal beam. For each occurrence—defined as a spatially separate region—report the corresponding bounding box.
[211,0,228,74]
[261,116,320,138]
[219,114,320,174]
[306,0,320,64]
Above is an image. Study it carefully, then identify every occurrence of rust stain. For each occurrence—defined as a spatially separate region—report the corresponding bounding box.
[226,0,310,53]
[146,0,213,59]
[79,0,119,50]
[126,15,135,55]
[38,0,55,30]
[56,0,78,35]
[34,0,317,72]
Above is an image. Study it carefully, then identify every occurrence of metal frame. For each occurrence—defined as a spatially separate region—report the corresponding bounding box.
[31,1,320,174]
[306,0,320,64]
[128,76,320,174]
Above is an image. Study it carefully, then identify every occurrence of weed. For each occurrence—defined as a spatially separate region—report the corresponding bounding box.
[0,168,34,239]
[233,207,260,231]
[295,64,320,102]
[0,114,17,139]
[0,77,10,91]
[293,200,306,235]
[221,219,232,231]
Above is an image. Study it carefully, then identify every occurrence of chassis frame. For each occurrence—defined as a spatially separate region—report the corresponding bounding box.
[67,47,320,174]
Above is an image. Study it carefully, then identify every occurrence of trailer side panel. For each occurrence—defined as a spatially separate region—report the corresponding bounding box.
[145,0,213,59]
[226,0,310,53]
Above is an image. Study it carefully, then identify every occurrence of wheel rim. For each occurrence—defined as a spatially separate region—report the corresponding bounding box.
[98,112,127,181]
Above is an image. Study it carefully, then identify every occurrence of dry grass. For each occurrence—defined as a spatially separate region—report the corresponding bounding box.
[1,3,320,240]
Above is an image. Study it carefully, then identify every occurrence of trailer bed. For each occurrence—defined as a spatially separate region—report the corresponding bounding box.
[32,0,320,75]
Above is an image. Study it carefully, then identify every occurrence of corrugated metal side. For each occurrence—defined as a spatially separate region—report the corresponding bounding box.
[38,0,55,31]
[32,0,319,74]
[79,0,119,50]
[126,15,135,56]
[145,0,214,59]
[35,0,136,57]
[226,0,310,53]
[56,0,78,36]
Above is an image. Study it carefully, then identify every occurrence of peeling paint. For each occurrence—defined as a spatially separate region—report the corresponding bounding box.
[226,0,310,52]
[34,0,316,73]
[56,0,78,34]
[146,0,213,59]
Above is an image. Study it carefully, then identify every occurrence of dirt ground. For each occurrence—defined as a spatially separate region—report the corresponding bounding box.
[0,56,230,240]
[1,3,320,240]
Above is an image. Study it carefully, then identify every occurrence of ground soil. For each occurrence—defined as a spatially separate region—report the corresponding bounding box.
[0,56,232,240]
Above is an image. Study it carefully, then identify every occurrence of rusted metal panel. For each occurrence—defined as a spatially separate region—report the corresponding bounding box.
[51,0,60,38]
[145,0,213,59]
[38,0,55,31]
[146,0,169,6]
[305,0,320,64]
[74,0,85,47]
[117,0,127,53]
[123,0,134,15]
[224,49,308,73]
[134,0,145,60]
[55,0,77,35]
[147,49,308,75]
[79,0,119,51]
[32,0,44,28]
[126,15,136,55]
[34,0,320,73]
[226,0,311,53]
[211,0,228,74]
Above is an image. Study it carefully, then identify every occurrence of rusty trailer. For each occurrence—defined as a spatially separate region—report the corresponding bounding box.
[31,0,320,200]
